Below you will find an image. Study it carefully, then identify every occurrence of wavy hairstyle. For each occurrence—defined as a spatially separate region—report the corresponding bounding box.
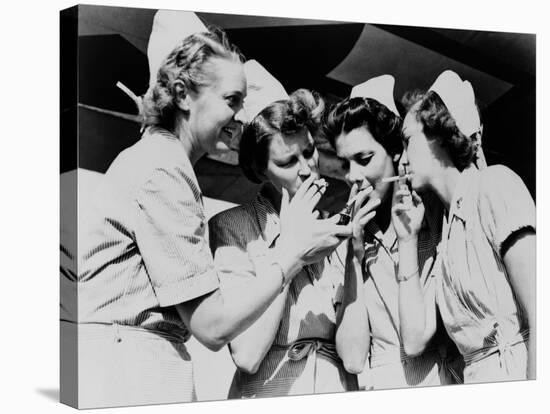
[401,90,478,170]
[324,97,403,159]
[239,89,325,184]
[141,25,244,130]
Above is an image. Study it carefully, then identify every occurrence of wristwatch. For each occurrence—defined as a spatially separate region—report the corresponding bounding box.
[270,261,287,292]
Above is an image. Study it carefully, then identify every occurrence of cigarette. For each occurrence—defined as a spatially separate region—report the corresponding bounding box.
[379,173,413,183]
[313,178,328,190]
[345,185,373,207]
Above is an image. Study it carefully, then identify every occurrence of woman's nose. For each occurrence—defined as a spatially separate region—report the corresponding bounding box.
[234,106,247,125]
[346,162,363,186]
[297,157,312,178]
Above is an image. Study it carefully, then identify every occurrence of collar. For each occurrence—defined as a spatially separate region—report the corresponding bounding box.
[447,165,478,223]
[143,125,178,141]
[142,125,200,188]
[364,220,398,255]
[251,188,329,286]
[252,185,281,248]
[363,192,443,257]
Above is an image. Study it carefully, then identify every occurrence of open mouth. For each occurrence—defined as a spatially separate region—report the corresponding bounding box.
[222,124,243,138]
[222,126,234,135]
[222,125,243,150]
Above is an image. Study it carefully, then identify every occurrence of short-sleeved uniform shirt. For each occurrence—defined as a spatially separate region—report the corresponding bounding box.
[78,126,219,339]
[361,194,461,389]
[437,165,535,382]
[209,187,357,397]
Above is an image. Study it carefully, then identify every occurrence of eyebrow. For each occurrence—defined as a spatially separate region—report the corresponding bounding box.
[275,144,311,164]
[224,91,244,98]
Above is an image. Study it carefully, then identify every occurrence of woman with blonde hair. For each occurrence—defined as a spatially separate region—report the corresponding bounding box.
[75,12,348,408]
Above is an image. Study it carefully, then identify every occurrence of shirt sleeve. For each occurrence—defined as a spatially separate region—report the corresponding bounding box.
[478,165,536,255]
[209,207,259,292]
[134,167,219,307]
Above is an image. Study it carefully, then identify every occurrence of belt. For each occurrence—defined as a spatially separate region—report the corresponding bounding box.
[370,345,463,384]
[70,321,188,344]
[272,338,341,393]
[463,325,529,376]
[285,338,340,363]
[370,346,438,368]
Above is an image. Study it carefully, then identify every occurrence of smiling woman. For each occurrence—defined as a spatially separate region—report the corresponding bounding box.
[174,57,246,155]
[74,12,336,409]
[141,30,247,161]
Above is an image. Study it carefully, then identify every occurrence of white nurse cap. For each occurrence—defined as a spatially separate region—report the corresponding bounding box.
[429,70,481,137]
[350,74,400,117]
[243,59,289,123]
[147,10,208,90]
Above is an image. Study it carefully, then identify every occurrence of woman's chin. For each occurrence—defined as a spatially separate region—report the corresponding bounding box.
[211,141,233,154]
[410,180,427,194]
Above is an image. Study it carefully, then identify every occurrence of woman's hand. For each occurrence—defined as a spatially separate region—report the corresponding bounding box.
[391,167,425,243]
[348,183,380,262]
[275,175,352,281]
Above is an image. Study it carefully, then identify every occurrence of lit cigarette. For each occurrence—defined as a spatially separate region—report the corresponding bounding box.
[379,173,413,183]
[313,178,328,189]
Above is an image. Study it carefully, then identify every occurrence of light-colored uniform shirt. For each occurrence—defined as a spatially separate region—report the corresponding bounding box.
[437,165,535,383]
[361,195,462,390]
[209,187,358,398]
[78,126,219,337]
[74,126,219,407]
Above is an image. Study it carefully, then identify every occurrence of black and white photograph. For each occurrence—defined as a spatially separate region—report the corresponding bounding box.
[57,2,539,409]
[3,0,545,413]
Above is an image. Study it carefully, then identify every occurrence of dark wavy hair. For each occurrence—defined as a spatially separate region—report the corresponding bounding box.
[401,90,477,170]
[324,97,403,159]
[239,89,325,184]
[141,25,244,130]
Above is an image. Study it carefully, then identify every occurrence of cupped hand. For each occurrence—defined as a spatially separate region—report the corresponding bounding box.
[391,167,424,242]
[347,183,380,261]
[276,176,352,281]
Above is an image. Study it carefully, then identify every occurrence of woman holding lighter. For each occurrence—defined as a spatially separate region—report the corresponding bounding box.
[324,75,462,390]
[76,12,350,407]
[396,70,535,383]
[209,62,361,398]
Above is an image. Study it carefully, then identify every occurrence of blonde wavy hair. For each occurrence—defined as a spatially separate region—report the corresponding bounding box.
[141,26,244,130]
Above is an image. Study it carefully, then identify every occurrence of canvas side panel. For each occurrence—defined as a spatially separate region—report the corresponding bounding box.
[60,4,79,409]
